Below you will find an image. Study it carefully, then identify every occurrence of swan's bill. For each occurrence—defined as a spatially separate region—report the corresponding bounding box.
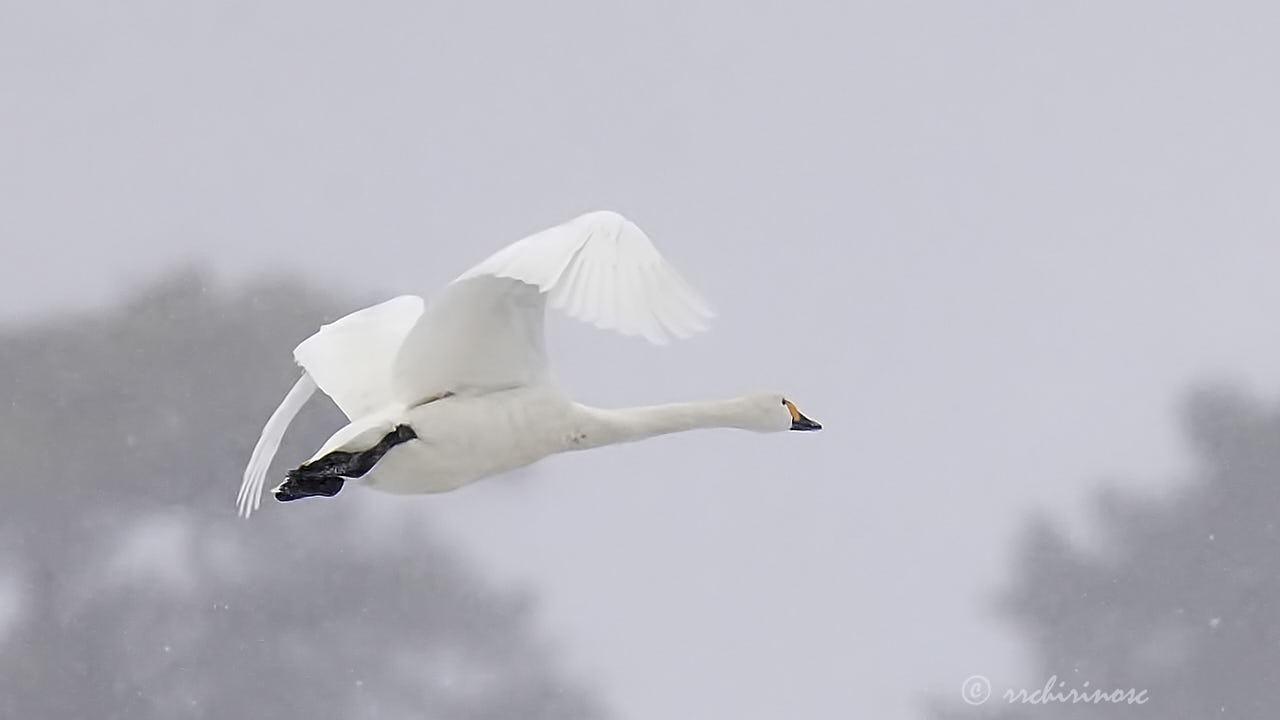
[784,399,822,431]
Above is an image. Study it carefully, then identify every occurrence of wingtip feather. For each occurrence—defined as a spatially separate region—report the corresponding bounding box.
[236,372,316,519]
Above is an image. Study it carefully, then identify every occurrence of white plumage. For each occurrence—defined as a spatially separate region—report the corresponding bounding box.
[457,211,713,343]
[237,210,819,518]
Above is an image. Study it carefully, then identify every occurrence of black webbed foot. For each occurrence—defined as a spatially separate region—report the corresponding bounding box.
[273,424,417,504]
[274,472,345,502]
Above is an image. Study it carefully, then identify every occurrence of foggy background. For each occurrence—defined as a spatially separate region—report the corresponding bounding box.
[3,1,1279,718]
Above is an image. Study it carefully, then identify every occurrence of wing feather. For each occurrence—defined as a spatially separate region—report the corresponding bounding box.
[548,243,587,315]
[565,244,597,321]
[237,372,317,518]
[456,210,714,343]
[644,261,708,340]
[584,228,616,329]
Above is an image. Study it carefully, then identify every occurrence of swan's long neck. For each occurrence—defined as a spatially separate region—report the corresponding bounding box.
[571,398,754,449]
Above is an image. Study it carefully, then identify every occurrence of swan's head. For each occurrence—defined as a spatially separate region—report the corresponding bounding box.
[739,392,822,433]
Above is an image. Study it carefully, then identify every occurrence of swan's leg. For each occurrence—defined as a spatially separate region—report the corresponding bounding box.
[273,424,417,502]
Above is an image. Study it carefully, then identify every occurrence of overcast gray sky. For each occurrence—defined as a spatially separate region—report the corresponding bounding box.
[5,2,1280,718]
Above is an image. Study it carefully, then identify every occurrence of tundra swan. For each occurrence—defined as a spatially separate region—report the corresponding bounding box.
[237,210,820,517]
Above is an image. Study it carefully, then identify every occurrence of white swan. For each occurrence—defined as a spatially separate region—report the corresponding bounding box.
[237,210,820,518]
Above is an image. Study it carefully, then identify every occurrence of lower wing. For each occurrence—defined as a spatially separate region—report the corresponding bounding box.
[237,372,316,518]
[237,295,425,518]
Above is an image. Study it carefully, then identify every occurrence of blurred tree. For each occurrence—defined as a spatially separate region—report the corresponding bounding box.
[0,269,604,720]
[932,384,1280,720]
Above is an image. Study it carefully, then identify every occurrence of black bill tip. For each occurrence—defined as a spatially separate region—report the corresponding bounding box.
[790,413,822,431]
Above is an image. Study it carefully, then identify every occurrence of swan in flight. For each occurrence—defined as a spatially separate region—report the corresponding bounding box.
[237,210,821,518]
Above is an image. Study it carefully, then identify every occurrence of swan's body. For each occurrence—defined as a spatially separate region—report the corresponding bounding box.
[237,210,820,517]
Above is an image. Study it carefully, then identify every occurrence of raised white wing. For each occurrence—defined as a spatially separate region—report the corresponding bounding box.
[460,210,714,342]
[237,294,425,517]
[392,210,713,405]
